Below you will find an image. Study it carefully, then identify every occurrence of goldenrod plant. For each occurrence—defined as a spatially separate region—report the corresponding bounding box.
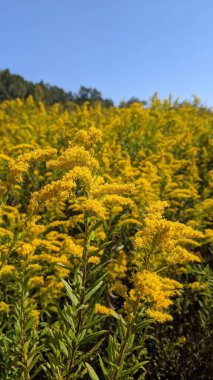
[0,97,212,379]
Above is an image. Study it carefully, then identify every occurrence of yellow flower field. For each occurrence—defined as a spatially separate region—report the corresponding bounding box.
[0,96,212,379]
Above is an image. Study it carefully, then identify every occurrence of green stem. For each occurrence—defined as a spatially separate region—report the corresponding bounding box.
[66,215,90,379]
[19,279,30,380]
[111,298,140,380]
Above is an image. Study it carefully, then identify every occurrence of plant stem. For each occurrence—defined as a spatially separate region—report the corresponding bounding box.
[111,298,140,380]
[66,215,90,379]
[19,280,30,380]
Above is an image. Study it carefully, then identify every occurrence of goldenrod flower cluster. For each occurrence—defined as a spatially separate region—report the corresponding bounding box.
[133,201,203,266]
[7,148,56,183]
[95,303,114,315]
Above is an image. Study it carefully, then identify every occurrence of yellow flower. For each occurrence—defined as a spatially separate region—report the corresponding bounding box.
[28,276,45,287]
[62,236,83,258]
[9,143,36,152]
[0,265,16,277]
[82,199,106,219]
[108,251,127,280]
[29,176,76,212]
[75,127,102,149]
[28,263,42,271]
[47,146,99,172]
[94,303,113,315]
[111,281,128,298]
[7,148,56,183]
[68,166,93,192]
[123,289,137,313]
[134,236,144,250]
[132,270,182,311]
[96,230,106,241]
[88,256,100,264]
[102,194,134,208]
[178,336,187,344]
[205,229,213,244]
[30,309,40,327]
[166,245,201,265]
[16,243,35,257]
[188,281,204,291]
[0,227,13,239]
[0,301,9,313]
[146,308,173,323]
[26,216,45,236]
[145,201,169,220]
[92,183,134,197]
[133,201,203,266]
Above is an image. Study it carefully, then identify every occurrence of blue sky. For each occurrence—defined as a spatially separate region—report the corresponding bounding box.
[1,0,213,105]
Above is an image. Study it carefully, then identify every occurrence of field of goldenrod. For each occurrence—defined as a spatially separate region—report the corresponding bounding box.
[0,96,212,379]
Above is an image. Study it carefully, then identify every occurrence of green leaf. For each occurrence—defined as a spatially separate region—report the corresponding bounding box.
[67,363,84,379]
[110,310,126,324]
[126,333,135,351]
[120,361,149,378]
[107,335,118,362]
[28,354,41,374]
[133,319,153,333]
[23,341,30,353]
[98,354,109,377]
[76,329,87,346]
[85,362,100,380]
[61,310,76,333]
[80,330,107,346]
[31,363,44,379]
[75,338,105,365]
[59,340,69,357]
[61,279,78,306]
[85,280,103,302]
[56,262,72,270]
[88,230,95,242]
[87,260,110,279]
[82,315,106,330]
[117,319,127,340]
[25,318,37,332]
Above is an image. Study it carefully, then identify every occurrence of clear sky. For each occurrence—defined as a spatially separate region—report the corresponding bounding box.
[1,0,213,105]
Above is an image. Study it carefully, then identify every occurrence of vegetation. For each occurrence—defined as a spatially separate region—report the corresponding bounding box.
[0,69,114,107]
[0,92,212,379]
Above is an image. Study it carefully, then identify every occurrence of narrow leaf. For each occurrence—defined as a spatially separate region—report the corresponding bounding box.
[85,281,103,302]
[85,362,100,380]
[120,361,149,377]
[76,338,105,365]
[61,279,78,306]
[98,354,109,377]
[80,330,107,346]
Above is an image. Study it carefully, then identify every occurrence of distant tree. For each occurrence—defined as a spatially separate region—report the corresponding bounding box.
[0,69,31,100]
[0,69,74,105]
[0,69,114,107]
[75,86,101,104]
[119,97,147,108]
[74,86,113,107]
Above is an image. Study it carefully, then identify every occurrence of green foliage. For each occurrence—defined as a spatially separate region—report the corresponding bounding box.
[0,69,114,107]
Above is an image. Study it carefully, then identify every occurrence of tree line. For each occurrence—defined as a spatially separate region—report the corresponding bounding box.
[0,69,114,107]
[0,69,147,108]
